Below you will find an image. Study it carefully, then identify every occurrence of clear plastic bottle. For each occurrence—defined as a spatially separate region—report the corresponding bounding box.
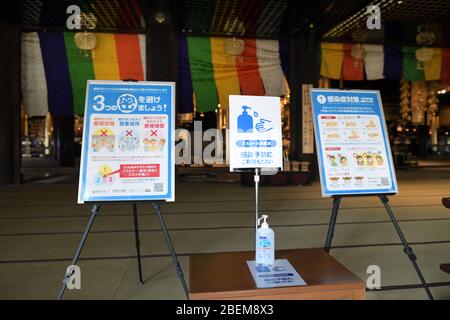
[255,215,275,266]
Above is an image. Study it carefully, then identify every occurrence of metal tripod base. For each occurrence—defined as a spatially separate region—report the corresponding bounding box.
[57,204,101,300]
[324,195,434,300]
[152,203,189,299]
[57,202,189,300]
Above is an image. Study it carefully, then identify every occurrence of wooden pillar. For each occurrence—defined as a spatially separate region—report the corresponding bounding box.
[144,0,178,82]
[0,15,21,185]
[289,29,320,167]
[54,115,75,167]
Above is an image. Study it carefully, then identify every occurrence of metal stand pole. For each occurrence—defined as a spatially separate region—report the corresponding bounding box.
[132,204,144,285]
[324,196,341,252]
[254,168,260,233]
[152,203,189,299]
[379,195,434,300]
[56,204,101,300]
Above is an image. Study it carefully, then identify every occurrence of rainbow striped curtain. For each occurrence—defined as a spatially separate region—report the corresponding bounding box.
[321,41,450,82]
[179,36,289,114]
[21,32,146,116]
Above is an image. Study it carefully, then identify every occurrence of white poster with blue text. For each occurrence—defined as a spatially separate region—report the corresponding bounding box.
[229,95,283,171]
[310,89,398,197]
[77,80,175,203]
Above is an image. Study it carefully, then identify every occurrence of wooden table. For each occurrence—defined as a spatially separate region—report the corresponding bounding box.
[189,248,365,300]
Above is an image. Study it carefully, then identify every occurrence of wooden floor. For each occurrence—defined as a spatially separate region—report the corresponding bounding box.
[1,167,450,299]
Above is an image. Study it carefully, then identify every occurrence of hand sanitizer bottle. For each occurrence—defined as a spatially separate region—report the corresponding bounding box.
[238,106,253,133]
[255,215,275,266]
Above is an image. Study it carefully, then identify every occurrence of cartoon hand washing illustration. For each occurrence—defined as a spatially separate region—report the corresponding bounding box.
[237,106,273,133]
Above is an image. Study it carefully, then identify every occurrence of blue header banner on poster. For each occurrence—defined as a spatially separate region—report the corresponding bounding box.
[310,89,398,197]
[77,80,175,203]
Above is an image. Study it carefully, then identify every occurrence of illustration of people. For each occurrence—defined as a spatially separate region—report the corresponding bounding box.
[91,128,115,152]
[143,128,162,152]
[118,129,140,152]
[354,153,364,166]
[328,155,338,167]
[354,176,364,185]
[339,155,348,167]
[342,176,352,186]
[375,155,384,166]
[143,138,158,151]
[159,138,166,151]
[329,177,340,187]
[365,154,374,166]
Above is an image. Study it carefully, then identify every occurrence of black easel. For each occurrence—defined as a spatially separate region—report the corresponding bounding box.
[324,194,434,300]
[56,202,189,300]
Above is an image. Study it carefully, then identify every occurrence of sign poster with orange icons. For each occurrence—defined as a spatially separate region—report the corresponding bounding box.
[310,89,398,197]
[77,81,175,203]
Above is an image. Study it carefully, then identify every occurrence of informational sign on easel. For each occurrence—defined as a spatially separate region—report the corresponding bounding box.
[309,89,432,299]
[310,89,398,197]
[229,95,283,171]
[77,80,175,203]
[59,81,188,300]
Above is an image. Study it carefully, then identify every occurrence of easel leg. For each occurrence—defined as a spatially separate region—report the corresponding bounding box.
[56,204,101,300]
[132,204,144,285]
[324,196,341,252]
[379,195,434,300]
[152,203,189,299]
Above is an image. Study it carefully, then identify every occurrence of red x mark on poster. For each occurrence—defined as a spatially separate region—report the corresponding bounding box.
[126,130,133,137]
[100,130,108,136]
[150,130,157,136]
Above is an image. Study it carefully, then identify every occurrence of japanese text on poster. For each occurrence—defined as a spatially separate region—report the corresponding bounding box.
[77,80,175,203]
[310,89,398,197]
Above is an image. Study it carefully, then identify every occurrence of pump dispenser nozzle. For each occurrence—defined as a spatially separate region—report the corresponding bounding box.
[258,215,269,228]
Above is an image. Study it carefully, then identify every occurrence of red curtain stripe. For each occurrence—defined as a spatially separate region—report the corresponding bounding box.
[442,49,450,84]
[114,34,144,81]
[236,39,265,96]
[342,44,364,81]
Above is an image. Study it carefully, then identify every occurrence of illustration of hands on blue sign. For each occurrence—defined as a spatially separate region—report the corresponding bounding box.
[237,106,273,133]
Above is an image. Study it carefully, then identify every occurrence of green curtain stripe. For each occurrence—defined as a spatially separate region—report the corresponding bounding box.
[402,46,424,81]
[187,36,219,112]
[63,32,95,115]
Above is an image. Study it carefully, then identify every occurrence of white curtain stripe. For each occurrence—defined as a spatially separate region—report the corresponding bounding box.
[363,44,384,80]
[256,39,287,97]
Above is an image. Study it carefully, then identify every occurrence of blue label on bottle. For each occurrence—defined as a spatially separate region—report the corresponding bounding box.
[259,239,271,247]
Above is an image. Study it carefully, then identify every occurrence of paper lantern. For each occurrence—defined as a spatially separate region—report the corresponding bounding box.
[400,79,411,121]
[411,81,427,124]
[74,31,97,50]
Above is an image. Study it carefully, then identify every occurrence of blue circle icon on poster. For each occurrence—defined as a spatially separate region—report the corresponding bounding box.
[117,94,138,113]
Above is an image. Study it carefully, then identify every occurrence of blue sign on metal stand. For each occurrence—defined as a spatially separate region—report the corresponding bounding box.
[310,89,398,197]
[77,80,175,203]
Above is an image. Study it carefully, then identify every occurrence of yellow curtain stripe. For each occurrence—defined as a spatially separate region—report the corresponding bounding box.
[92,33,121,80]
[320,42,344,80]
[210,37,241,109]
[424,48,442,81]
